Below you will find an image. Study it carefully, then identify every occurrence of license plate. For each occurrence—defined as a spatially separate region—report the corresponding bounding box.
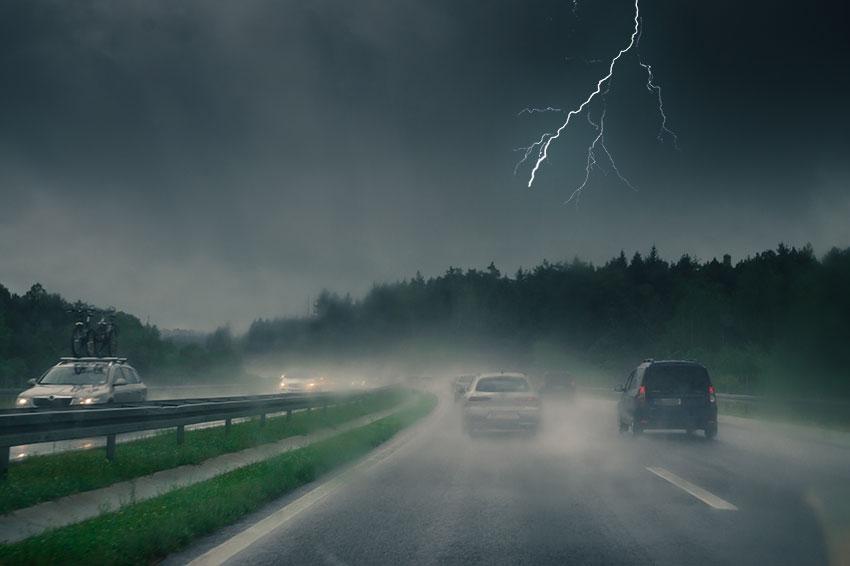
[656,398,682,406]
[489,412,519,420]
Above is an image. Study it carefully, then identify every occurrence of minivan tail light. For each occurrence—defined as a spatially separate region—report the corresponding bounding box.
[637,385,646,400]
[708,385,716,403]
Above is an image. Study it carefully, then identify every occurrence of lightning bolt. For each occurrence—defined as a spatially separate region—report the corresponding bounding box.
[517,106,563,117]
[639,60,679,150]
[516,0,677,197]
[568,101,636,205]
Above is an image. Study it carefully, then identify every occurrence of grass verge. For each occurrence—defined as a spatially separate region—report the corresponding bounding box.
[0,388,409,514]
[0,391,437,565]
[717,398,850,432]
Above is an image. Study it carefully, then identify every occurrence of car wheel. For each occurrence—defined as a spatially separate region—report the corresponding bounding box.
[631,422,643,437]
[618,420,628,434]
[704,424,717,440]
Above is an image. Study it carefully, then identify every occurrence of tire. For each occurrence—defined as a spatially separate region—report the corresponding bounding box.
[631,422,643,437]
[704,424,718,440]
[85,330,97,357]
[71,326,87,357]
[618,420,629,434]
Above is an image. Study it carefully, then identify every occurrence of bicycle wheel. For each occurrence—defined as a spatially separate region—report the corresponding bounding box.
[71,326,87,357]
[104,332,117,357]
[85,330,97,357]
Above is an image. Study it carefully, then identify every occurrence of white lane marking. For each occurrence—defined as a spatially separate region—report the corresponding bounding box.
[187,401,440,566]
[646,466,738,511]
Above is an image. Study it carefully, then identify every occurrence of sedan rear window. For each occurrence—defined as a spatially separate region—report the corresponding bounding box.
[475,377,530,392]
[644,364,710,394]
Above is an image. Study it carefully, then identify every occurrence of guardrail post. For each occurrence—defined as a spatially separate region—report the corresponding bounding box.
[259,413,266,427]
[225,418,232,434]
[0,446,9,477]
[176,425,185,445]
[106,434,116,462]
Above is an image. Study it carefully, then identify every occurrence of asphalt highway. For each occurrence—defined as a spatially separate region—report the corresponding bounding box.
[174,390,850,566]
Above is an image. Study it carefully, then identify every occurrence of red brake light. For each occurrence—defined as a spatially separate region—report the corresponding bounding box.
[708,385,716,394]
[637,385,646,399]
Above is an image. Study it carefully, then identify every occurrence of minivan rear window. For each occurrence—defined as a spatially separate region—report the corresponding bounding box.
[644,364,710,394]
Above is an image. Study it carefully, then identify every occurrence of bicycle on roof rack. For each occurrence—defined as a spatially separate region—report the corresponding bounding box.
[69,303,119,357]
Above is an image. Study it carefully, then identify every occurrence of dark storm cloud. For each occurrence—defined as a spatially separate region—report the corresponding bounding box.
[1,0,849,329]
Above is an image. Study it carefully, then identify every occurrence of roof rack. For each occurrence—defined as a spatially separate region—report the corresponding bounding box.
[642,358,655,363]
[59,357,127,363]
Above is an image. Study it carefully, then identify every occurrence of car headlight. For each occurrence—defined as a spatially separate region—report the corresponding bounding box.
[78,397,103,405]
[16,397,29,407]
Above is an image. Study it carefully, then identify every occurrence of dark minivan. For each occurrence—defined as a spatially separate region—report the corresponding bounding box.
[616,360,717,438]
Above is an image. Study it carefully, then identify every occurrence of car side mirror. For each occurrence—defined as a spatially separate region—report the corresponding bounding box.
[27,378,37,386]
[614,385,625,392]
[114,377,128,386]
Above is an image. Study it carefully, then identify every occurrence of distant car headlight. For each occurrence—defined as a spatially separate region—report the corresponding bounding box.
[77,397,104,405]
[16,397,29,407]
[306,382,316,389]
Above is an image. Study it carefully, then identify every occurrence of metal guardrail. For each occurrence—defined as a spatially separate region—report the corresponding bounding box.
[579,386,850,410]
[0,387,392,473]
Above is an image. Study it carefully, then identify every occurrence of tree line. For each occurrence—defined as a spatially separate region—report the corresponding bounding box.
[3,244,849,396]
[245,244,850,396]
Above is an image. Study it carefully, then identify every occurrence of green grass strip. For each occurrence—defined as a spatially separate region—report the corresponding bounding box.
[0,392,436,565]
[0,389,409,514]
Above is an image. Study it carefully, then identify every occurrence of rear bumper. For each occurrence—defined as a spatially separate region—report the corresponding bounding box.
[635,406,717,430]
[464,407,541,430]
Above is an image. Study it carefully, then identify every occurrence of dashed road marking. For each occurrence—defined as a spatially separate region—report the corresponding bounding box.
[646,466,738,511]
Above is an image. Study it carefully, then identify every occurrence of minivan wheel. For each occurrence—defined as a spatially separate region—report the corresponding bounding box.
[631,422,643,436]
[704,424,717,439]
[618,420,628,434]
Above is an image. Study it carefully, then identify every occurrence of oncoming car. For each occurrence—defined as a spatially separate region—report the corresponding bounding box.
[279,374,328,393]
[463,372,541,434]
[616,359,717,438]
[15,358,147,408]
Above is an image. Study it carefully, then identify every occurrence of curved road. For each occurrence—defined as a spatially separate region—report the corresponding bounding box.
[172,391,850,565]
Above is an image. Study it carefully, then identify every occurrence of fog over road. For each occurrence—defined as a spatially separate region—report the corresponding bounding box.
[175,390,850,566]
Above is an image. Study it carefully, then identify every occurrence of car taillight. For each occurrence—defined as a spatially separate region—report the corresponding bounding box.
[637,385,646,400]
[708,385,716,403]
[467,396,490,402]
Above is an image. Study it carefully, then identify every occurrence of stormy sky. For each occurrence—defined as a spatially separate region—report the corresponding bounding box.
[1,0,849,330]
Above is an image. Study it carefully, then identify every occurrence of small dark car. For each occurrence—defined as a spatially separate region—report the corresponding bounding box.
[539,371,577,398]
[616,360,717,438]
